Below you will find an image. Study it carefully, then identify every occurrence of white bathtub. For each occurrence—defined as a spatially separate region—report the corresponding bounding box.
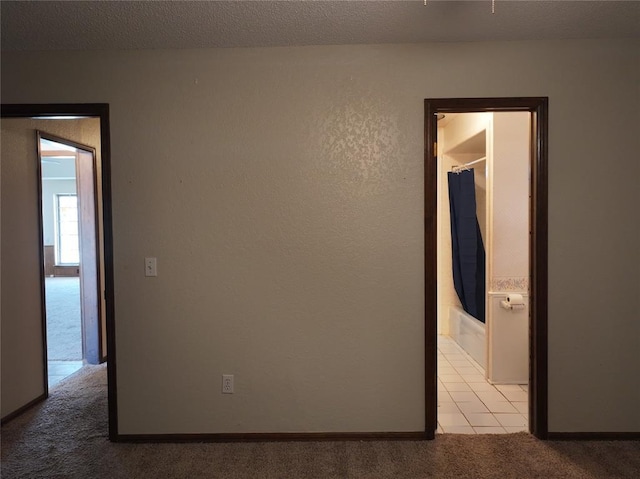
[449,305,486,369]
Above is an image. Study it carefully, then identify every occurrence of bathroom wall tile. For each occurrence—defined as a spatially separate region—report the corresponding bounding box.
[490,277,528,292]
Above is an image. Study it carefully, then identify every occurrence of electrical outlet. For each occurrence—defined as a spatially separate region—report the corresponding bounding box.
[145,257,157,277]
[222,374,234,394]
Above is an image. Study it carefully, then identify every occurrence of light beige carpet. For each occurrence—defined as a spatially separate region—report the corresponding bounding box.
[2,364,639,478]
[45,276,82,360]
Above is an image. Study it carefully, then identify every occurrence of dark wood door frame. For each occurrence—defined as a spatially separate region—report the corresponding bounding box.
[424,98,548,439]
[1,104,116,439]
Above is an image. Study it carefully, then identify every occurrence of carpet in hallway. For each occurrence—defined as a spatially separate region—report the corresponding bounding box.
[2,364,639,478]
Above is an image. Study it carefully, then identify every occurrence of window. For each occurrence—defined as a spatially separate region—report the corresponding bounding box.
[55,194,79,265]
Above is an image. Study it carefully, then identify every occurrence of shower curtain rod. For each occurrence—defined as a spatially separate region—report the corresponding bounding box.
[452,156,486,172]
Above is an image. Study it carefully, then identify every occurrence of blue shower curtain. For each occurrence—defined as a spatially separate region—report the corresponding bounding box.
[448,169,486,323]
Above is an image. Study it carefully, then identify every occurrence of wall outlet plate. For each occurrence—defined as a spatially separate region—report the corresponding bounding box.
[144,257,157,277]
[222,374,234,394]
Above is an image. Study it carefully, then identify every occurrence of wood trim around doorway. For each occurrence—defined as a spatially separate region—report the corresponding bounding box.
[1,103,116,439]
[424,98,549,439]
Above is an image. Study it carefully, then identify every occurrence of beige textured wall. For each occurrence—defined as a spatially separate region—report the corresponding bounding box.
[1,122,46,417]
[1,118,103,418]
[2,39,638,433]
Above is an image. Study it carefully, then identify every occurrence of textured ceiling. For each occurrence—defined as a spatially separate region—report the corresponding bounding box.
[1,1,639,51]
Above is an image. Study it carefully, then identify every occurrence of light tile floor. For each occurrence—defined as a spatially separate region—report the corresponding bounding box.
[437,335,528,434]
[48,360,84,388]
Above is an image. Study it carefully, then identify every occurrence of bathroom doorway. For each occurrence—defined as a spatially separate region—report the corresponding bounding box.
[435,111,530,434]
[424,98,548,439]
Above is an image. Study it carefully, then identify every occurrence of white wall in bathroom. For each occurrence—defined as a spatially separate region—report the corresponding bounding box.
[489,112,531,292]
[486,112,531,384]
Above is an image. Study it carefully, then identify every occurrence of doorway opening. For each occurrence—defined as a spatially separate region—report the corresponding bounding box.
[39,135,98,387]
[435,112,530,434]
[424,98,548,440]
[1,104,114,436]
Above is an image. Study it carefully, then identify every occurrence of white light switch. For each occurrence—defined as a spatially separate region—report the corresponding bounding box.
[145,257,157,277]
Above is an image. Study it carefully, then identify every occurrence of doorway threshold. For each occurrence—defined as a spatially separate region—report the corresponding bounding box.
[48,361,83,388]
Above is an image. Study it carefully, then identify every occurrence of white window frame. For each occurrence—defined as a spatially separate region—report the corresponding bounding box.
[55,193,80,266]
